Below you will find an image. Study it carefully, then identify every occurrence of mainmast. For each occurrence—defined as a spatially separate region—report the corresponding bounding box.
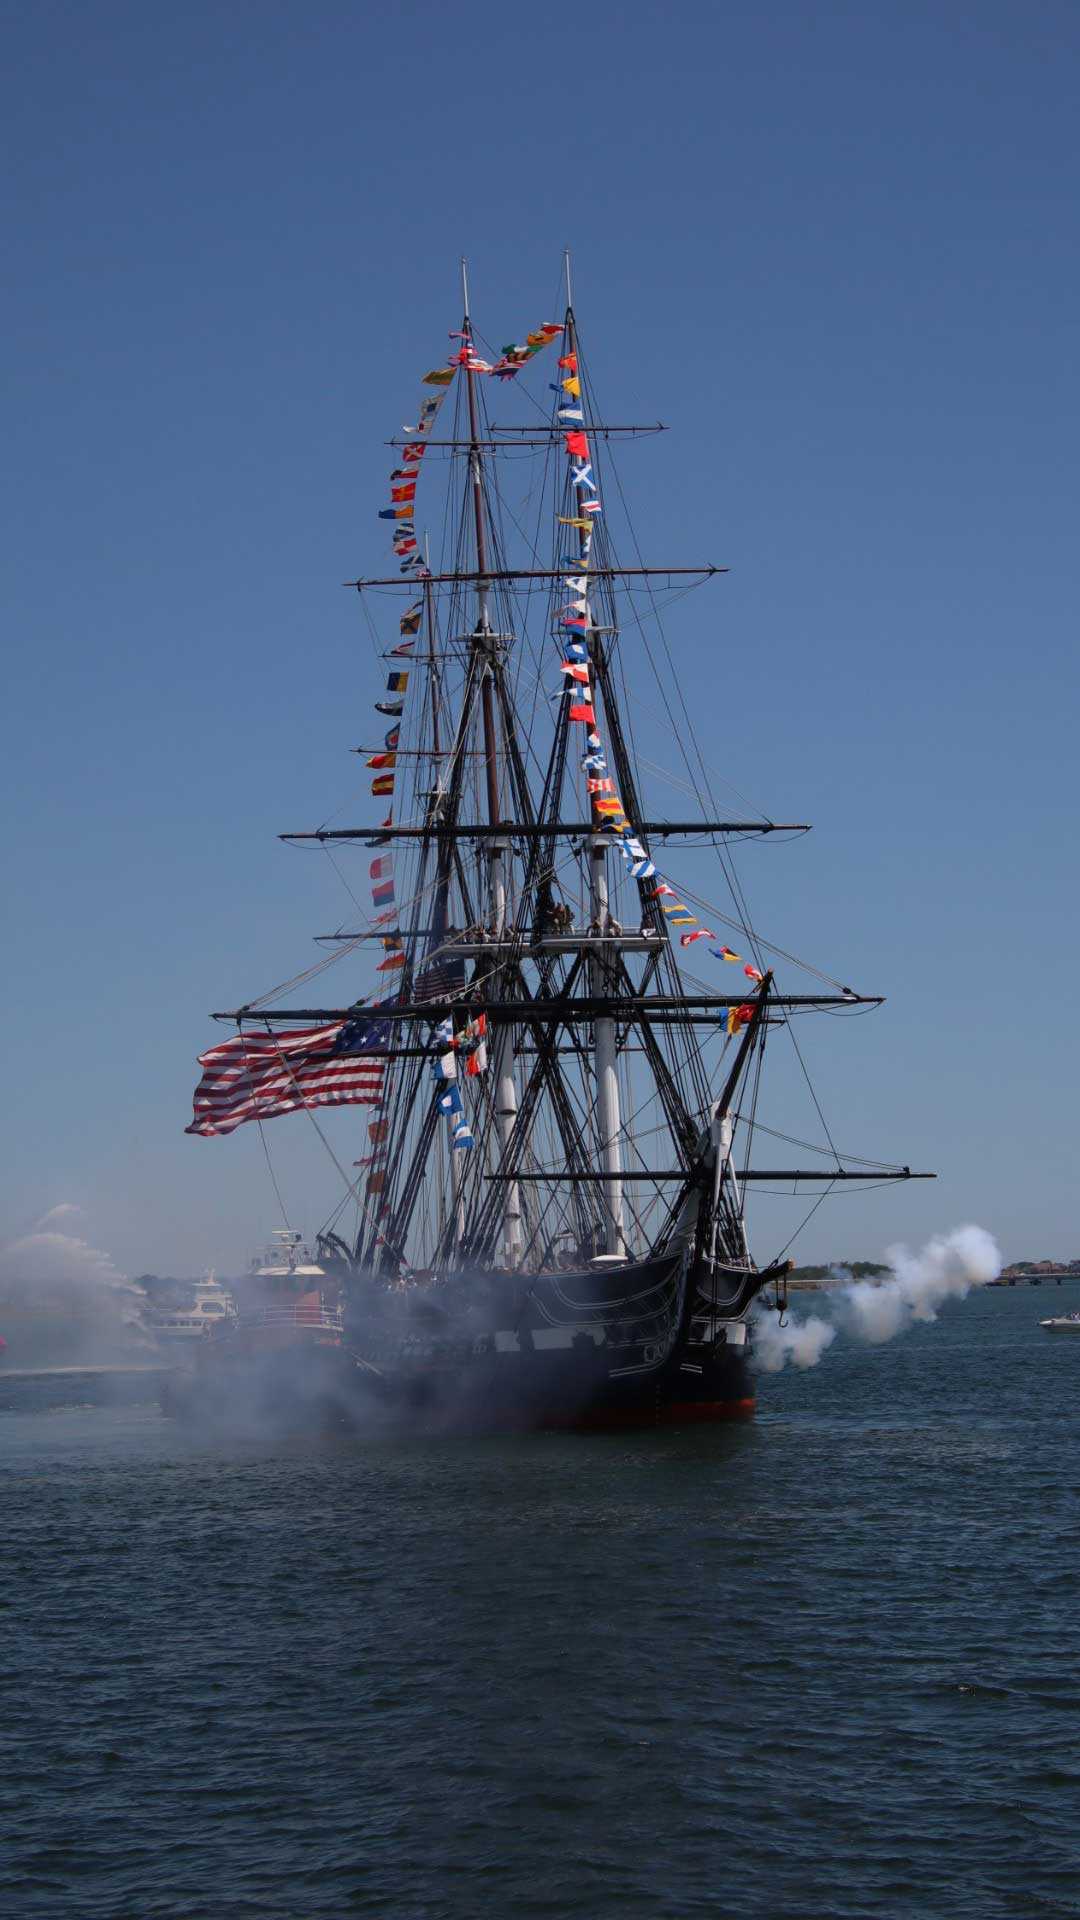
[565,273,626,1256]
[460,260,523,1266]
[420,551,466,1254]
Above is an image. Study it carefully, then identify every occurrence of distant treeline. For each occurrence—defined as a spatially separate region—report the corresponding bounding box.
[1000,1260,1080,1277]
[790,1258,1080,1282]
[789,1261,890,1281]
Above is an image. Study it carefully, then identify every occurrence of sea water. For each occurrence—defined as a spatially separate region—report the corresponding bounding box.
[2,1281,1078,1919]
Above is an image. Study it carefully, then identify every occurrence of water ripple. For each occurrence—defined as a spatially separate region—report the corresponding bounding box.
[2,1286,1078,1917]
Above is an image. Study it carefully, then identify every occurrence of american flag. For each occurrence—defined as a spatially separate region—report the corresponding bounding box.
[414,950,468,1003]
[186,1016,390,1138]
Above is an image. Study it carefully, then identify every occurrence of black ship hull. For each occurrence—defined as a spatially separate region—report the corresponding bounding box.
[352,1333,756,1433]
[163,1254,780,1434]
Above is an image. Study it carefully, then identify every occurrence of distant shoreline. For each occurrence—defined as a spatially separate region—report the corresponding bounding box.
[789,1262,1080,1291]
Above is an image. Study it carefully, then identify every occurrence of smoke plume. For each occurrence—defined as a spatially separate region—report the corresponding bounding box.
[753,1309,836,1372]
[754,1225,1001,1373]
[0,1208,152,1363]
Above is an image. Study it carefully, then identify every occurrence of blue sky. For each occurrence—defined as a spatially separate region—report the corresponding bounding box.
[3,0,1077,1277]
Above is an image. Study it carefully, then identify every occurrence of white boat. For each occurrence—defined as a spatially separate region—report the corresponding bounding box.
[1039,1312,1080,1332]
[146,1275,237,1346]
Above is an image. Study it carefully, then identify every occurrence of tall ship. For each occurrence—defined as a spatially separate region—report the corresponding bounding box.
[180,261,929,1431]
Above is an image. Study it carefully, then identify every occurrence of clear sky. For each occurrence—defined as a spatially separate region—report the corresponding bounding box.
[3,0,1077,1280]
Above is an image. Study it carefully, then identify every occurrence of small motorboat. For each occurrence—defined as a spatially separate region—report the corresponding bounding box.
[1039,1312,1080,1332]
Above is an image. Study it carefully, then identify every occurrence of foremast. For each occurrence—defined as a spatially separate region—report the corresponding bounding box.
[460,262,522,1266]
[561,285,626,1256]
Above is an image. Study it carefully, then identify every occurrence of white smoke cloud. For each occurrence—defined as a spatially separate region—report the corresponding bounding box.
[752,1309,836,1372]
[754,1225,1001,1372]
[33,1202,83,1228]
[0,1209,152,1354]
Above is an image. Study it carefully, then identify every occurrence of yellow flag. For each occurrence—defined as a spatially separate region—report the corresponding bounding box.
[562,376,581,397]
[558,516,592,530]
[422,367,455,387]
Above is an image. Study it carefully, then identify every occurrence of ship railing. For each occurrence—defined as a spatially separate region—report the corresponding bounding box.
[236,1306,344,1334]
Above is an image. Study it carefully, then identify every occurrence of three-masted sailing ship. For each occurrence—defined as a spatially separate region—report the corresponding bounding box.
[180,261,929,1431]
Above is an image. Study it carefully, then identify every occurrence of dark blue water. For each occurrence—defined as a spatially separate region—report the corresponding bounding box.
[3,1283,1078,1920]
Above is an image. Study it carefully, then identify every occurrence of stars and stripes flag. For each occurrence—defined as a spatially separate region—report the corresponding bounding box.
[186,1017,390,1137]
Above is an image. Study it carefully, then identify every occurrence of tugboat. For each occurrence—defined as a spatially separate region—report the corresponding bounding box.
[161,1234,367,1423]
[179,260,931,1432]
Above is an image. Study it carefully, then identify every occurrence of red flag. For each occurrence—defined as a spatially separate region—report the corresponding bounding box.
[558,352,578,371]
[462,1011,488,1077]
[564,430,589,459]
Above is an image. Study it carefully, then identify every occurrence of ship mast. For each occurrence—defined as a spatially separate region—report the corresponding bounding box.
[460,259,523,1266]
[420,547,467,1255]
[564,266,626,1256]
